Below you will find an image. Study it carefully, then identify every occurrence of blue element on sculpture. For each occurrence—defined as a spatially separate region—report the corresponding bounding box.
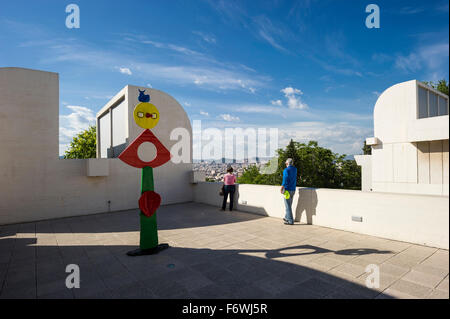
[138,89,150,102]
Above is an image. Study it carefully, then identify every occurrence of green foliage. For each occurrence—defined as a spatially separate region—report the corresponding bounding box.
[237,165,275,185]
[64,125,97,159]
[362,141,372,155]
[422,79,449,96]
[205,177,216,182]
[237,165,261,184]
[336,159,362,190]
[238,140,362,190]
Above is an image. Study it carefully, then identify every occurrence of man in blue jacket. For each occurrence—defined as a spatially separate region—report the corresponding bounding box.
[280,158,297,225]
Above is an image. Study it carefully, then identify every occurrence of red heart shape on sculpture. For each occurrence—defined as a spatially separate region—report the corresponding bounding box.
[139,191,161,217]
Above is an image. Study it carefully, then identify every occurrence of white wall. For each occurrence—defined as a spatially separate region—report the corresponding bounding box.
[354,155,372,191]
[193,182,449,249]
[0,67,193,225]
[373,80,449,144]
[369,80,449,196]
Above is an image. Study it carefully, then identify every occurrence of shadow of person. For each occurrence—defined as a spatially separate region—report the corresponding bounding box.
[335,248,392,256]
[295,188,318,224]
[265,244,332,259]
[263,245,393,259]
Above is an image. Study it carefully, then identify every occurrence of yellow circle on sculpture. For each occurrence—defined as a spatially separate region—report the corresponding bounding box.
[133,102,160,129]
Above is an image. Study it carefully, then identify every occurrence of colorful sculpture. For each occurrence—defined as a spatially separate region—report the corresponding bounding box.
[119,89,171,256]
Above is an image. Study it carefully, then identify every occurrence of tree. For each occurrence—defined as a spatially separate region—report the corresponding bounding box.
[238,140,362,190]
[422,79,449,96]
[336,159,362,190]
[362,140,371,155]
[64,125,97,159]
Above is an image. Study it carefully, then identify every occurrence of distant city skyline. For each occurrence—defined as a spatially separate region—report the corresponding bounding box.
[0,0,448,156]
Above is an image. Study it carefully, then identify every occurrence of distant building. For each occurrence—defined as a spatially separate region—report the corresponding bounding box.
[356,80,449,196]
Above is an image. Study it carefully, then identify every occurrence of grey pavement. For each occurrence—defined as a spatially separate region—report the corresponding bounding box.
[0,202,448,299]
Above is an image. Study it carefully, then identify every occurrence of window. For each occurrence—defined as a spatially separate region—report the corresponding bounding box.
[418,85,449,119]
[111,99,128,157]
[99,112,111,158]
[439,95,449,116]
[429,92,438,117]
[418,87,428,119]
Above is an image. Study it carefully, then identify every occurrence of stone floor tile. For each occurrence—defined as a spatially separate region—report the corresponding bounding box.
[401,245,438,260]
[307,256,344,272]
[401,270,446,289]
[387,279,433,298]
[38,289,74,299]
[253,275,296,296]
[331,263,367,278]
[323,282,380,299]
[411,263,449,279]
[383,253,424,268]
[435,276,449,292]
[376,288,418,299]
[192,283,234,299]
[355,271,401,293]
[275,282,323,299]
[292,277,340,297]
[427,289,449,299]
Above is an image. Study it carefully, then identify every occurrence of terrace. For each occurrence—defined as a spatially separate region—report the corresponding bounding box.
[0,202,448,299]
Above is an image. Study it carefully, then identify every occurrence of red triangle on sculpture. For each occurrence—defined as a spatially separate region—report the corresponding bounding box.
[118,129,171,168]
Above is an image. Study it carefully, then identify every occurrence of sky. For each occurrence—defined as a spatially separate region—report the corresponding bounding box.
[0,0,448,158]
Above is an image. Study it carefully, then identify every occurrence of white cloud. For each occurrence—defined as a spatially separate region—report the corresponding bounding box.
[184,101,192,107]
[278,121,373,155]
[398,6,425,15]
[147,83,152,88]
[395,42,449,79]
[281,86,308,109]
[200,111,210,117]
[139,39,202,56]
[271,99,283,106]
[219,114,240,122]
[234,105,290,117]
[193,119,372,157]
[253,15,290,54]
[119,67,132,75]
[59,105,96,155]
[59,143,70,157]
[193,31,217,44]
[32,34,269,93]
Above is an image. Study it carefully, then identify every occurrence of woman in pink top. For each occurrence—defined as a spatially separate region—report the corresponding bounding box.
[221,166,236,211]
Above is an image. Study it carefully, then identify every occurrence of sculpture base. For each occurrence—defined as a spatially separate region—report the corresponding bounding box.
[126,243,169,256]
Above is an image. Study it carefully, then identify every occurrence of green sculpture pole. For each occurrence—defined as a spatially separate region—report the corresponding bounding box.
[139,166,159,249]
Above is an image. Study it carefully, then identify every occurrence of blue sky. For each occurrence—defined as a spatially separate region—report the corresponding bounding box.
[1,0,448,157]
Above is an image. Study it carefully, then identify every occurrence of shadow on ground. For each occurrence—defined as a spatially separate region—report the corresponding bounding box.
[0,203,269,237]
[0,235,395,299]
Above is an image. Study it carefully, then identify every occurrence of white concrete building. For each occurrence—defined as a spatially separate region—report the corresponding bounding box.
[356,80,449,196]
[0,67,193,225]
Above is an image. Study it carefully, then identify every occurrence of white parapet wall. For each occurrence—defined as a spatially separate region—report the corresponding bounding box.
[193,182,449,249]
